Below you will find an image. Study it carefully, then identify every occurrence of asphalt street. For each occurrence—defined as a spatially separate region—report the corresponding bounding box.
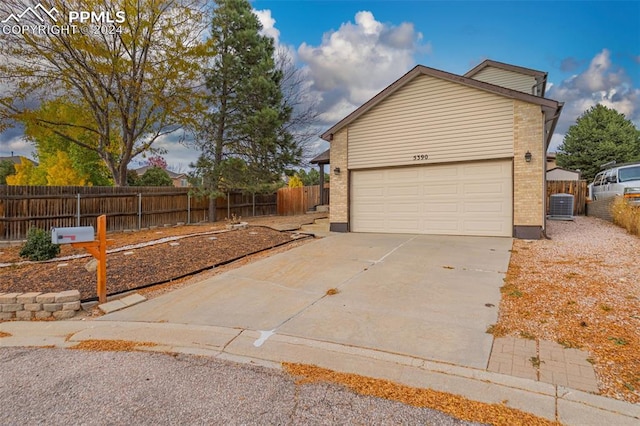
[0,347,480,425]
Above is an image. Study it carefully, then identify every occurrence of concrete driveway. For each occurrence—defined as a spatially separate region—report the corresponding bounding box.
[102,233,512,369]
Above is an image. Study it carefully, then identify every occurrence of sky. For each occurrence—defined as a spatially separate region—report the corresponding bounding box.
[1,0,639,171]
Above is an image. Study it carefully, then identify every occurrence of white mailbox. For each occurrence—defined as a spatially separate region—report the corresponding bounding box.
[51,226,95,244]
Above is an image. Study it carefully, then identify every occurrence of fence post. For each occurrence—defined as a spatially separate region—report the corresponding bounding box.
[76,193,81,226]
[138,193,142,230]
[253,192,256,217]
[187,192,191,224]
[227,192,230,218]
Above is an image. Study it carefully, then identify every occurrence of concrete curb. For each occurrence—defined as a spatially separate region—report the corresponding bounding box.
[0,320,637,425]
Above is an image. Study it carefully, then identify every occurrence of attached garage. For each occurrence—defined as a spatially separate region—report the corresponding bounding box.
[322,60,563,239]
[351,160,512,236]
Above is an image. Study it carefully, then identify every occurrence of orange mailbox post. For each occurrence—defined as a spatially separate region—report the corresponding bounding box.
[52,215,111,304]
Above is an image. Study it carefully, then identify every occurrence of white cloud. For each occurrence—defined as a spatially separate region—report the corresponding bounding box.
[547,49,640,152]
[297,11,426,125]
[0,131,34,159]
[254,9,280,45]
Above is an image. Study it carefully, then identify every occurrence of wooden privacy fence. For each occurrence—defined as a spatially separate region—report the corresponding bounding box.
[0,186,276,241]
[277,184,329,216]
[546,180,587,215]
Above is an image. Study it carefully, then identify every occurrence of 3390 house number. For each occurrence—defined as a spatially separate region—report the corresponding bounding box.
[413,154,429,161]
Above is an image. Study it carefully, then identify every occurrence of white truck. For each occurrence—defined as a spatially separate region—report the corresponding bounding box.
[590,162,640,204]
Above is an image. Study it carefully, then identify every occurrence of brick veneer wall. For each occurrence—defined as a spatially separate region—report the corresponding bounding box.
[0,290,81,321]
[586,198,614,222]
[513,100,545,238]
[329,127,349,230]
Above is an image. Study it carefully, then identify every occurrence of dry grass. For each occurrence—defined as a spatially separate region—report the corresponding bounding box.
[283,363,559,426]
[496,216,640,402]
[68,339,157,352]
[612,196,640,236]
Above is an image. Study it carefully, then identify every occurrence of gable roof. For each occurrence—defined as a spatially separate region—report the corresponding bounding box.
[464,59,548,96]
[321,63,562,148]
[309,148,330,165]
[464,59,547,79]
[133,165,185,179]
[547,167,580,174]
[0,156,38,166]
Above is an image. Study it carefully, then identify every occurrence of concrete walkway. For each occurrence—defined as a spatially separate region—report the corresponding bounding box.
[1,232,639,425]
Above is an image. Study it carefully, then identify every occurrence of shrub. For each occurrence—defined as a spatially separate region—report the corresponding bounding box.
[611,196,640,236]
[19,228,61,261]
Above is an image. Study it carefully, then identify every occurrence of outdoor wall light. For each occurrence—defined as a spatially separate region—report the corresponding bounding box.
[525,151,532,163]
[334,167,341,175]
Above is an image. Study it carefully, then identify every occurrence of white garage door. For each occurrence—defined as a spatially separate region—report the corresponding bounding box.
[351,160,512,236]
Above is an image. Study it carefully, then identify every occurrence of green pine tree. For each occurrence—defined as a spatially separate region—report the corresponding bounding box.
[557,104,640,180]
[196,0,301,192]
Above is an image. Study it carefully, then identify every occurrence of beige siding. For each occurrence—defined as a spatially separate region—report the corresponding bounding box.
[348,75,514,169]
[472,67,536,94]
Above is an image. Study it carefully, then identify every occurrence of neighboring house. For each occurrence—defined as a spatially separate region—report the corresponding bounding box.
[546,167,581,181]
[321,59,563,239]
[0,155,38,166]
[133,165,190,187]
[546,152,557,169]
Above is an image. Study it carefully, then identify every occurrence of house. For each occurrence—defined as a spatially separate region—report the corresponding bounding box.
[545,153,581,181]
[133,165,190,187]
[546,167,581,181]
[321,60,563,239]
[0,155,38,166]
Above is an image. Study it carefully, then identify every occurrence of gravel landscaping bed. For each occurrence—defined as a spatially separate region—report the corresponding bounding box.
[495,215,640,403]
[0,214,326,301]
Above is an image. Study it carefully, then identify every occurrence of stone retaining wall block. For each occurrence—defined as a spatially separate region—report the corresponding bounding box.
[62,301,81,311]
[17,292,41,304]
[0,293,20,304]
[35,293,57,304]
[43,303,63,312]
[55,290,80,303]
[23,303,42,312]
[35,311,52,319]
[16,311,33,320]
[52,310,76,320]
[2,304,23,313]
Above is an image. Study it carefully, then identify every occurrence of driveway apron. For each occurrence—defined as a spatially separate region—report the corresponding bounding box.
[100,233,512,369]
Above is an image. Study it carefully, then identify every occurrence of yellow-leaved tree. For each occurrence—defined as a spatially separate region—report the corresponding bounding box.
[43,151,89,186]
[6,153,89,186]
[0,0,210,186]
[288,175,304,188]
[5,157,42,185]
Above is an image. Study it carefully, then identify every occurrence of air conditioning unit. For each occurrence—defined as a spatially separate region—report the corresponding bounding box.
[548,194,574,220]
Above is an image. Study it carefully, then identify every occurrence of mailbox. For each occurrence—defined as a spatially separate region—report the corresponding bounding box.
[51,226,95,244]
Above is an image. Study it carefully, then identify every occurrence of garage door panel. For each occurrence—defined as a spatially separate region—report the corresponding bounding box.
[463,220,508,234]
[388,204,419,214]
[390,169,421,180]
[351,160,512,236]
[464,202,506,213]
[425,184,460,195]
[423,202,460,213]
[423,219,461,233]
[389,185,420,197]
